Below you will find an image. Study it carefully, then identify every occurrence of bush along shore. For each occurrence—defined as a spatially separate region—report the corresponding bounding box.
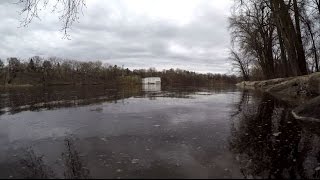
[236,72,320,122]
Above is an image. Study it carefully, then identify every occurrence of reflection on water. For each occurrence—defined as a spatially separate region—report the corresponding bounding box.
[62,137,91,179]
[0,85,141,115]
[141,84,162,100]
[0,85,229,114]
[230,91,320,179]
[142,83,161,92]
[10,137,90,179]
[18,148,55,179]
[1,85,320,178]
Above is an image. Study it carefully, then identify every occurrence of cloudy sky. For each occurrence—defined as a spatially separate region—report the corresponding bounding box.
[0,0,233,74]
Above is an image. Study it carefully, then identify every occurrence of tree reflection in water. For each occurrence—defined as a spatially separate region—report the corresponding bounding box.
[230,91,320,179]
[17,137,90,179]
[62,137,90,179]
[19,148,55,179]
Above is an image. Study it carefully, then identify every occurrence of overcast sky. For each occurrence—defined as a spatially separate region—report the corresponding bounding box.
[0,0,233,74]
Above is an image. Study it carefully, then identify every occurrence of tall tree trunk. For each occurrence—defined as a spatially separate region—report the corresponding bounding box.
[277,27,290,76]
[305,20,319,71]
[271,1,291,77]
[265,39,275,79]
[270,0,308,76]
[293,0,308,74]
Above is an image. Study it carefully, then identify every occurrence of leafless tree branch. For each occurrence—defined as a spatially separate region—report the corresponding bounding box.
[15,0,86,39]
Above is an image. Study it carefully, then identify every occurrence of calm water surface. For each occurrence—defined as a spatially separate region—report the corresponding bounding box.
[0,85,320,179]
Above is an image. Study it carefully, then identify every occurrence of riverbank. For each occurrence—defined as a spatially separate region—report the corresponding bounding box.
[236,72,320,122]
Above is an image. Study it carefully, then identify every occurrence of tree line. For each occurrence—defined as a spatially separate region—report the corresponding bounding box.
[0,56,238,87]
[230,0,320,80]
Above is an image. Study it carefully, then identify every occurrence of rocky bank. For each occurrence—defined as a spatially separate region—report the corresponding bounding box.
[236,72,320,122]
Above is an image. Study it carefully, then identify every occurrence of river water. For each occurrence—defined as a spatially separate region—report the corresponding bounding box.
[0,84,319,179]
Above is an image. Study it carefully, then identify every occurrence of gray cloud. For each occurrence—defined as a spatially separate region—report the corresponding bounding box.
[0,0,232,74]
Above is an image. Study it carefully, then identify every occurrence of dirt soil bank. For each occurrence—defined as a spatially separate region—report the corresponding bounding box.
[236,72,320,122]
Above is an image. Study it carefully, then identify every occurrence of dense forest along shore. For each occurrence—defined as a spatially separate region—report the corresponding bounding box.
[0,57,237,87]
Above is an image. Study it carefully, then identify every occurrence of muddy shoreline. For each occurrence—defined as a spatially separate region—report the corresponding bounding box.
[236,72,320,122]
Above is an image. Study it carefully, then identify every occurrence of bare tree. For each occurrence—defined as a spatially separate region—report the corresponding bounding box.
[299,0,320,72]
[312,0,320,15]
[230,0,276,79]
[230,49,251,81]
[16,0,86,38]
[230,0,320,79]
[270,0,308,75]
[301,12,319,72]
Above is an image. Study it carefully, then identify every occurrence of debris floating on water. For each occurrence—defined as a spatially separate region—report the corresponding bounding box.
[100,137,107,142]
[273,132,282,137]
[131,159,139,164]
